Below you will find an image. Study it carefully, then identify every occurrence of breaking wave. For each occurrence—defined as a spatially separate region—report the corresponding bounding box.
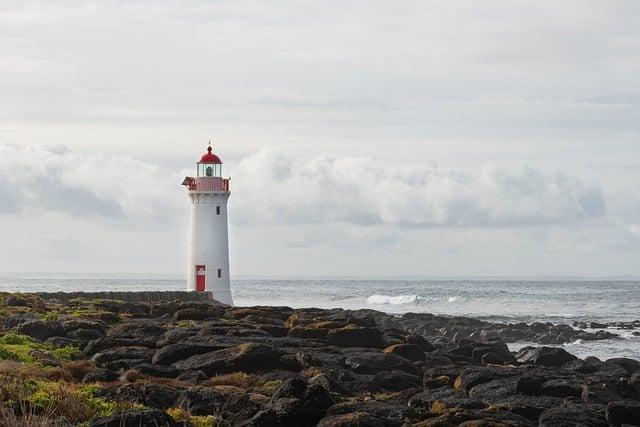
[366,294,420,305]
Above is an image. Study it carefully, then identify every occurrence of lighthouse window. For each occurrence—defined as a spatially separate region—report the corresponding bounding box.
[206,166,213,177]
[216,206,221,215]
[217,268,222,278]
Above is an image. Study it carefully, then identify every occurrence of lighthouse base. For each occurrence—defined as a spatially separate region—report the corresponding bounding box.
[190,288,234,306]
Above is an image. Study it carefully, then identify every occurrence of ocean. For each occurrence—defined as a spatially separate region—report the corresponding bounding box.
[1,275,639,361]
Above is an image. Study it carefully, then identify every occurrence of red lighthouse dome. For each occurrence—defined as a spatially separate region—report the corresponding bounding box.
[198,146,222,164]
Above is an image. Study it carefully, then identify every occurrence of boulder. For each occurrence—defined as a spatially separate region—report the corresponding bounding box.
[327,325,382,348]
[106,321,164,340]
[515,346,577,367]
[152,342,222,365]
[539,379,582,398]
[606,400,640,426]
[454,366,521,393]
[539,403,606,427]
[288,327,329,340]
[606,358,640,374]
[14,320,64,340]
[172,343,283,375]
[344,351,421,376]
[383,344,425,362]
[373,370,421,391]
[178,387,228,415]
[91,346,155,365]
[83,337,156,356]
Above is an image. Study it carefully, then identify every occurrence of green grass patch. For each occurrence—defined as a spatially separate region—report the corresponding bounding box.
[0,333,79,365]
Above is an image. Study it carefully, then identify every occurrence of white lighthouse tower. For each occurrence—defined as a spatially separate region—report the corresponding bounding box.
[182,143,233,305]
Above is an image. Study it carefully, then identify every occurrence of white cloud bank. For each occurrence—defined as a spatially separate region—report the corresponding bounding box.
[0,144,605,230]
[0,144,183,228]
[232,149,605,228]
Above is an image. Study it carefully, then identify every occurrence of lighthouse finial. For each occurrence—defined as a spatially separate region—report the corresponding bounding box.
[207,139,212,153]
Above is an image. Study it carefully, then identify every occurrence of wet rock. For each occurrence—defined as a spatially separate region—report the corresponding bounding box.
[383,343,425,362]
[327,325,382,348]
[605,400,640,426]
[151,342,222,365]
[515,346,577,367]
[172,343,283,375]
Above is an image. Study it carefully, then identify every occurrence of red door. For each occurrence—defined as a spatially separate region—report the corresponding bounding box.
[196,265,206,291]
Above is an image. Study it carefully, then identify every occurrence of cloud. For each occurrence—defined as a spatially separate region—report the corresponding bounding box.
[0,144,609,232]
[0,144,183,228]
[230,148,605,228]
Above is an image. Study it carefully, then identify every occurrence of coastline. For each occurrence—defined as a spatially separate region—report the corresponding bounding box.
[1,292,639,426]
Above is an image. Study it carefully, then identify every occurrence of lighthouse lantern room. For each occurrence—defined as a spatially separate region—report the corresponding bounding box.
[182,144,233,305]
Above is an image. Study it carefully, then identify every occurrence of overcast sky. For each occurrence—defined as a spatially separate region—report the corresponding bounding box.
[1,1,639,277]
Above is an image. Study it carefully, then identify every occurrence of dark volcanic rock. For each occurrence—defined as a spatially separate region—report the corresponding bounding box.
[14,320,64,340]
[151,342,222,365]
[91,346,155,365]
[373,370,421,391]
[172,343,283,375]
[173,307,223,321]
[84,337,156,356]
[344,350,421,376]
[83,369,120,383]
[317,412,391,427]
[606,400,640,426]
[539,403,606,426]
[515,346,578,367]
[90,409,179,427]
[606,357,640,374]
[106,321,164,340]
[383,343,425,362]
[326,325,382,348]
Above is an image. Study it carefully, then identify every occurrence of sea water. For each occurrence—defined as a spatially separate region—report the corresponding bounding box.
[1,274,639,361]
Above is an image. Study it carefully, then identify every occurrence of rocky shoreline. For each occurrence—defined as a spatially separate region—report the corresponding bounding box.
[1,293,639,426]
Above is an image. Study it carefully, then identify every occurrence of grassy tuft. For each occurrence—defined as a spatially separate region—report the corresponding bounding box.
[0,334,80,365]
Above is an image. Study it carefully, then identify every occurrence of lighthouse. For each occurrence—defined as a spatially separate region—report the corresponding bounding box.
[181,144,233,306]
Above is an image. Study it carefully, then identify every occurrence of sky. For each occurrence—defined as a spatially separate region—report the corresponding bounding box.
[0,0,639,277]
